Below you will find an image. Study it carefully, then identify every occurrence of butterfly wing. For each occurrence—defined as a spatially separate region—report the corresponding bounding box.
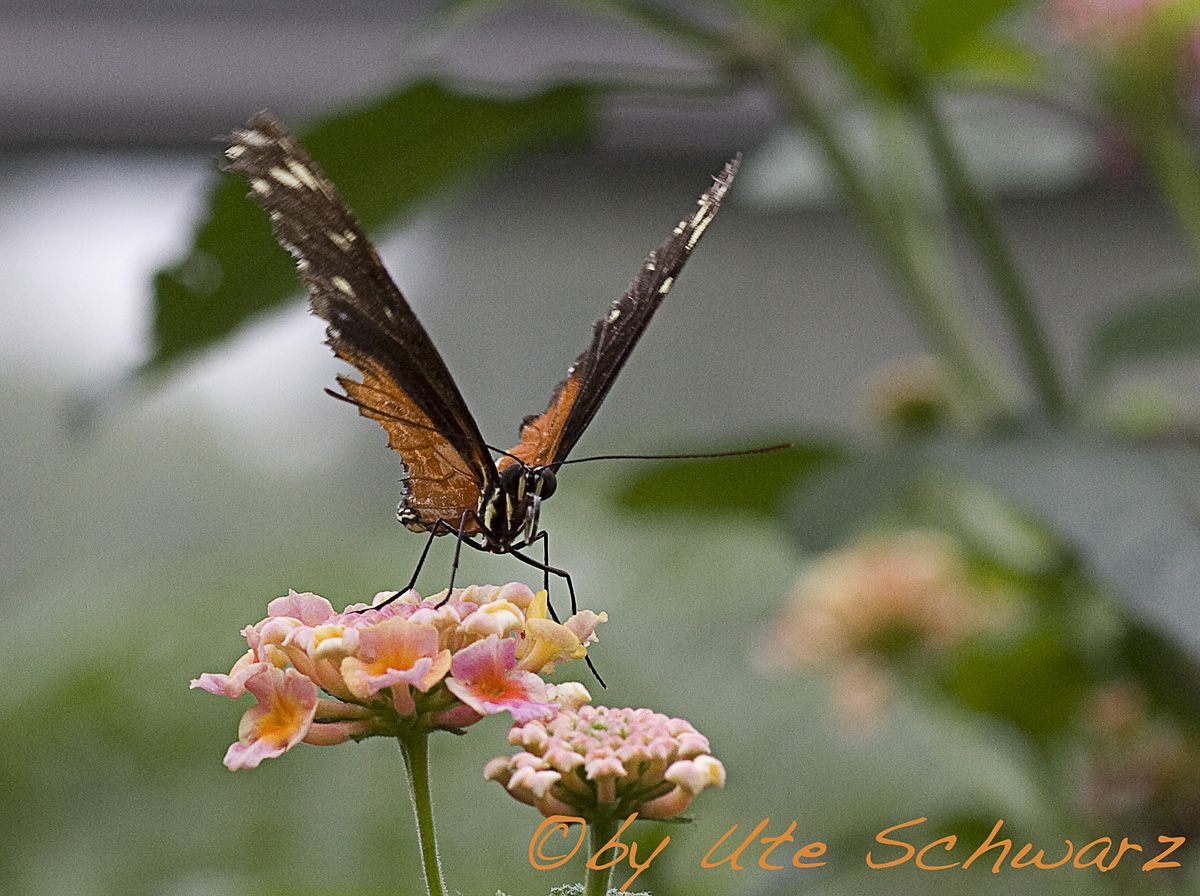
[506,156,740,469]
[225,112,496,532]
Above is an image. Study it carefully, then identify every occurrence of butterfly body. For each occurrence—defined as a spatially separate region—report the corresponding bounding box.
[225,112,738,600]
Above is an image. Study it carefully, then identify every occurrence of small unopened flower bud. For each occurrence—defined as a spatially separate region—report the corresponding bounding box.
[863,355,952,434]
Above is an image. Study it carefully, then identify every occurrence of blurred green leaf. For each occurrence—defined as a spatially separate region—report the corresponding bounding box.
[809,1,897,96]
[925,433,1200,659]
[943,625,1093,742]
[910,0,1025,69]
[784,445,924,552]
[787,434,1200,661]
[909,475,1073,577]
[937,35,1046,88]
[149,80,595,372]
[1120,621,1200,729]
[615,438,842,518]
[809,0,1032,97]
[1085,285,1200,381]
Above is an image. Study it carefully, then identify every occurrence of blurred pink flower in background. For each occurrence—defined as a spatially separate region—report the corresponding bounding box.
[763,531,994,669]
[757,530,1012,733]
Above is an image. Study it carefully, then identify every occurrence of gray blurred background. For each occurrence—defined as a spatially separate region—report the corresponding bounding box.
[4,3,1199,896]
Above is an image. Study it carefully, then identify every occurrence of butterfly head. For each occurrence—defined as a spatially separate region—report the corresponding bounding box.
[491,463,557,544]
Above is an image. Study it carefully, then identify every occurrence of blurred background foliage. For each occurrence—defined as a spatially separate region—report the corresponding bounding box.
[9,0,1200,894]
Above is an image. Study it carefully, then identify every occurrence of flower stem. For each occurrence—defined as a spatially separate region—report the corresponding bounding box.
[760,51,1013,420]
[573,4,1015,422]
[904,79,1068,420]
[398,731,446,896]
[585,815,616,896]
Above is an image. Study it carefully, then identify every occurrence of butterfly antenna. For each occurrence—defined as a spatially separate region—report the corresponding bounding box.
[486,444,527,467]
[552,442,791,468]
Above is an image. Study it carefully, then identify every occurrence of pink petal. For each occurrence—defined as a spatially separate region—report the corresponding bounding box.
[223,667,318,771]
[391,683,416,716]
[267,590,336,625]
[446,636,555,722]
[450,634,517,681]
[429,703,484,729]
[302,720,375,745]
[343,655,437,698]
[338,617,450,697]
[565,610,607,645]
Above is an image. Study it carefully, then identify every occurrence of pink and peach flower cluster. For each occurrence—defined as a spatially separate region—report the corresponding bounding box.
[485,705,726,821]
[758,530,1011,733]
[192,583,604,770]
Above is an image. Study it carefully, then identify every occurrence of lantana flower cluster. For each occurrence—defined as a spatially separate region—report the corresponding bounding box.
[759,531,1005,730]
[485,705,726,821]
[192,583,605,770]
[764,530,995,668]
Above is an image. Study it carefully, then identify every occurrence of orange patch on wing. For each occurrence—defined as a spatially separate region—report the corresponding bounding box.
[503,373,582,470]
[337,355,482,533]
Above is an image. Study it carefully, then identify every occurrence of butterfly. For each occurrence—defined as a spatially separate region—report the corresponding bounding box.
[225,112,740,612]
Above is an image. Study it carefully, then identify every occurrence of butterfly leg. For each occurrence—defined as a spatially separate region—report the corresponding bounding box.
[360,520,456,613]
[436,509,475,607]
[522,530,579,617]
[400,524,442,592]
[509,544,605,688]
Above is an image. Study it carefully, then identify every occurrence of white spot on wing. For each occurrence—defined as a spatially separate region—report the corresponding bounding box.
[331,275,356,297]
[286,159,319,189]
[225,144,245,160]
[250,178,271,196]
[269,166,303,189]
[328,231,351,251]
[607,307,621,323]
[658,275,674,294]
[240,129,270,147]
[686,215,712,249]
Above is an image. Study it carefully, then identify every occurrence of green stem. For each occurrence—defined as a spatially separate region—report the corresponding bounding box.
[905,80,1068,419]
[760,51,1013,420]
[584,815,616,896]
[399,731,446,896]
